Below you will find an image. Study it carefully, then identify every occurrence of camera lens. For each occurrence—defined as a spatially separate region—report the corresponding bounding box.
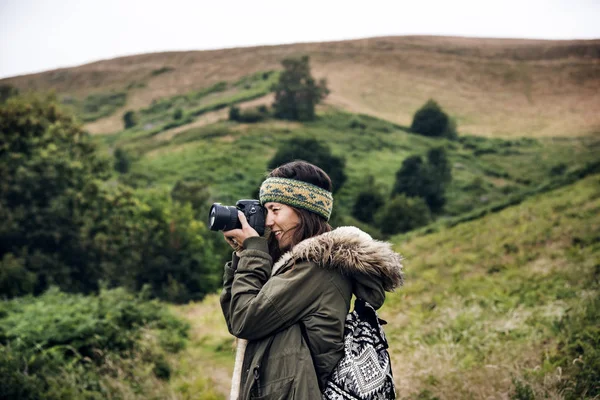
[208,203,239,231]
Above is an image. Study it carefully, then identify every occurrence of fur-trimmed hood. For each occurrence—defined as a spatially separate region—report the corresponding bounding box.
[272,226,403,309]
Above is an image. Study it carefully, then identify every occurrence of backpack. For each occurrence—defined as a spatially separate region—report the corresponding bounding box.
[321,298,396,399]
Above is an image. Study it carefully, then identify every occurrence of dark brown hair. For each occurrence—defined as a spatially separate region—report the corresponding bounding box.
[265,160,332,261]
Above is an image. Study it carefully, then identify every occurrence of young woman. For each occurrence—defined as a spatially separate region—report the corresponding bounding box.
[220,161,403,399]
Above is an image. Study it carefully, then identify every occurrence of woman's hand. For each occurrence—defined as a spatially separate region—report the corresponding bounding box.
[223,211,260,253]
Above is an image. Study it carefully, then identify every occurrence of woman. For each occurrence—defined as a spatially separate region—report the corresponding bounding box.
[220,161,403,399]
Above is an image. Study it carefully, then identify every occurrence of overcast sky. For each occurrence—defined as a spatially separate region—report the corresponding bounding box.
[1,0,599,79]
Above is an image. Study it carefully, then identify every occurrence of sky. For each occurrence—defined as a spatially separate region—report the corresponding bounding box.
[1,0,599,79]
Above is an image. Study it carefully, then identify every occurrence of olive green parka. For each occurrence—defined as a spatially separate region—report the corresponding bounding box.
[220,226,403,400]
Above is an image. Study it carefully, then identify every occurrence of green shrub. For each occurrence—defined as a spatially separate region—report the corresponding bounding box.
[392,147,452,213]
[123,109,139,129]
[113,147,131,173]
[0,287,188,399]
[173,107,184,120]
[230,106,269,123]
[352,176,385,223]
[552,295,600,399]
[0,84,19,103]
[411,99,457,139]
[375,195,432,235]
[151,66,174,76]
[510,379,535,400]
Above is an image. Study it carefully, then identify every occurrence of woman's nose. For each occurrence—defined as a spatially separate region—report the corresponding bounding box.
[265,211,274,227]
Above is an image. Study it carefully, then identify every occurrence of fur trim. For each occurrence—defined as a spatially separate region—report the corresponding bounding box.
[273,226,403,290]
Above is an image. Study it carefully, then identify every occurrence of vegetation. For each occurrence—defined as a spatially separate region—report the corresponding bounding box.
[114,147,131,173]
[411,99,457,139]
[0,84,19,103]
[392,147,453,213]
[271,56,329,121]
[352,176,385,223]
[0,94,223,302]
[123,109,139,128]
[228,105,269,123]
[61,91,127,122]
[376,194,432,234]
[0,287,188,399]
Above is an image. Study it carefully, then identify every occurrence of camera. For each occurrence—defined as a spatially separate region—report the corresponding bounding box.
[208,199,266,236]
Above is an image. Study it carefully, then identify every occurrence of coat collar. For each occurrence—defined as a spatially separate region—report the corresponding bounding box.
[272,226,403,292]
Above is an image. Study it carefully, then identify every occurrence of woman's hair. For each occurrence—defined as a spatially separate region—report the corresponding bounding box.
[266,160,333,260]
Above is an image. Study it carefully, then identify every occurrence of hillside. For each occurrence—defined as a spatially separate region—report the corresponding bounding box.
[169,173,600,399]
[2,36,599,138]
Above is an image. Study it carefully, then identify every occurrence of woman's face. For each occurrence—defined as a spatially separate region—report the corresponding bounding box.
[264,202,300,250]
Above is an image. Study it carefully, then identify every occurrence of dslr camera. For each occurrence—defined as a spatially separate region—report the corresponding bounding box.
[208,199,266,236]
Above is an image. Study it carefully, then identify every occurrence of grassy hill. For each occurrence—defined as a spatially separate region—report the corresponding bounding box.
[165,173,600,399]
[2,36,599,138]
[2,35,599,399]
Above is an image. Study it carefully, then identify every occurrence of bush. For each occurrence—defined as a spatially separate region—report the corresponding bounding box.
[375,195,432,235]
[411,99,457,139]
[123,110,138,129]
[229,105,241,121]
[551,295,600,399]
[229,105,269,123]
[268,137,347,193]
[0,287,188,399]
[0,84,19,103]
[173,107,184,120]
[113,147,131,173]
[352,176,385,223]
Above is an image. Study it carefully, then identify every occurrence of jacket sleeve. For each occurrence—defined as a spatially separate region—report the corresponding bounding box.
[227,236,329,341]
[219,252,240,335]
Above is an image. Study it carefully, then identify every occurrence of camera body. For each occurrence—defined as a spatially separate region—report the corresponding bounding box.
[208,199,266,236]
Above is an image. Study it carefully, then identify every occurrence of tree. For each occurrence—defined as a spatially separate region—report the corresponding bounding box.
[173,108,183,120]
[271,56,329,121]
[352,176,385,223]
[0,94,111,296]
[114,147,131,173]
[411,99,457,139]
[0,84,19,104]
[170,179,211,218]
[123,110,138,129]
[391,147,453,213]
[268,137,346,193]
[0,95,223,302]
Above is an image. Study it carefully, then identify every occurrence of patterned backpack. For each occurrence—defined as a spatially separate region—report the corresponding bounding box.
[321,298,396,399]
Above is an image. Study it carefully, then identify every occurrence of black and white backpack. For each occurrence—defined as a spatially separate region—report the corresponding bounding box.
[321,298,396,400]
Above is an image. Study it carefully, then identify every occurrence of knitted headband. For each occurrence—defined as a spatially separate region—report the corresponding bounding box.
[259,177,334,220]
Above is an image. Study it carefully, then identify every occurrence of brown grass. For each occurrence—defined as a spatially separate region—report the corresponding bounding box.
[3,36,599,138]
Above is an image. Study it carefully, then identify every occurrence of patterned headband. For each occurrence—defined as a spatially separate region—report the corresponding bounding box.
[259,177,333,220]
